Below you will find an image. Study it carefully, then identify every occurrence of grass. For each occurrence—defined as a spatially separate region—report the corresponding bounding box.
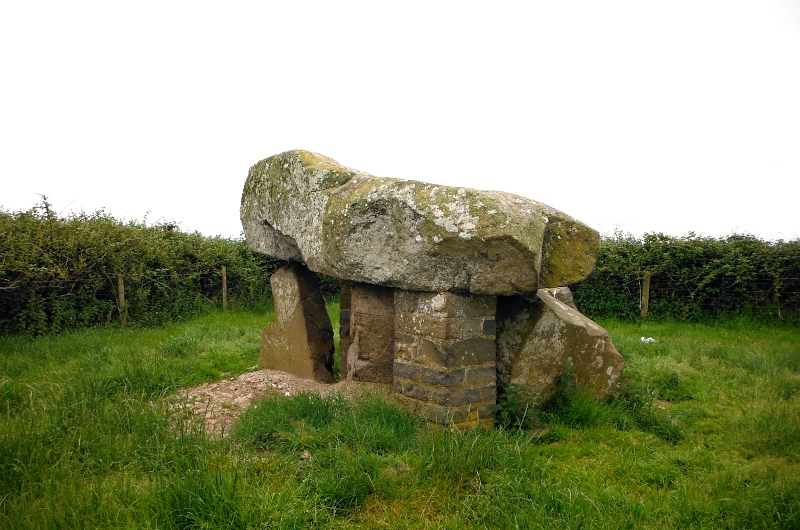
[1,306,798,528]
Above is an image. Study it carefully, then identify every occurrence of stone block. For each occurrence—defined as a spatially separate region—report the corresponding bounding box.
[431,387,482,407]
[441,337,496,367]
[393,361,421,380]
[346,283,395,383]
[539,286,579,310]
[419,367,465,387]
[394,312,449,340]
[339,281,353,377]
[466,366,497,385]
[259,263,334,383]
[397,381,431,402]
[395,290,496,319]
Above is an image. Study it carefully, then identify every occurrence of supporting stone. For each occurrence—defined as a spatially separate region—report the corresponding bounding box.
[393,290,497,427]
[339,281,353,377]
[496,290,626,403]
[259,262,334,383]
[346,283,395,383]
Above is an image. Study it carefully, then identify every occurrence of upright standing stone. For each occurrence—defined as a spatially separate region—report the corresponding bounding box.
[339,281,353,377]
[393,290,497,427]
[260,263,334,383]
[346,283,395,383]
[496,290,625,403]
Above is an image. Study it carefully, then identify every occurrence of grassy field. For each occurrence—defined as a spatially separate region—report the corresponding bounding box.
[1,305,798,529]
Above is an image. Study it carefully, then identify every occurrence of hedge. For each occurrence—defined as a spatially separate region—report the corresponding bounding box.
[3,202,797,334]
[0,201,285,335]
[572,232,800,323]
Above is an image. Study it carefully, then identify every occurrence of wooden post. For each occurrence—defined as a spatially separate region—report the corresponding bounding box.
[117,273,127,329]
[222,266,228,310]
[641,271,651,317]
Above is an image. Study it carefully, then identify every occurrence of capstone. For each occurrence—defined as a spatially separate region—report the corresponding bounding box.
[241,150,599,296]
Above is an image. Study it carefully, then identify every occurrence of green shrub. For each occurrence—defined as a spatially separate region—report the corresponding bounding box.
[573,232,800,323]
[0,200,281,334]
[496,382,541,430]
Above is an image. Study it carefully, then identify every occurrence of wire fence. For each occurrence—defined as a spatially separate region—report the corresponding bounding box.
[572,273,800,322]
[4,266,797,336]
[0,262,351,335]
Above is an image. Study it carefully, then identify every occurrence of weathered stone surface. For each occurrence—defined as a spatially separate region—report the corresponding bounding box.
[241,150,599,295]
[259,263,334,383]
[496,290,625,403]
[540,286,579,310]
[338,281,353,377]
[393,290,497,427]
[346,283,395,383]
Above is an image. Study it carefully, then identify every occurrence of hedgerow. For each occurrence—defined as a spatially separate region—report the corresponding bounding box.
[572,232,800,322]
[0,200,282,335]
[3,202,797,334]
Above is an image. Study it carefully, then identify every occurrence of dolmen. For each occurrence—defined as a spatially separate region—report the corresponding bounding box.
[241,150,626,427]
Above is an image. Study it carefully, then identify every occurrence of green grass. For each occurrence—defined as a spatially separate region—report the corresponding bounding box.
[1,308,798,528]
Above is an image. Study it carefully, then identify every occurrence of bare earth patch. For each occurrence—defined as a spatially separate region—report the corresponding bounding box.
[171,368,393,437]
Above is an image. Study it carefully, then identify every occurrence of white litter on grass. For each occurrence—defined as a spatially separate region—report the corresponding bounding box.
[640,337,658,343]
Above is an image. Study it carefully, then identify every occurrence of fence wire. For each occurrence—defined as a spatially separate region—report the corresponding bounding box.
[572,273,800,321]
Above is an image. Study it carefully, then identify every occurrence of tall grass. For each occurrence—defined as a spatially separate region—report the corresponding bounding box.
[1,308,798,528]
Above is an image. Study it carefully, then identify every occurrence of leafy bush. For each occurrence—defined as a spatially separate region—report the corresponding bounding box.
[0,200,281,334]
[573,232,800,322]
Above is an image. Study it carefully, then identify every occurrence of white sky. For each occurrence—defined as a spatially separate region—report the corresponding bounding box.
[2,1,799,241]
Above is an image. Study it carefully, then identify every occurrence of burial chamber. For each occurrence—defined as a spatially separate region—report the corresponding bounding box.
[241,150,625,427]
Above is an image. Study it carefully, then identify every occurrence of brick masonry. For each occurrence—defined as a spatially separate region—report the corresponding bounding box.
[393,290,497,427]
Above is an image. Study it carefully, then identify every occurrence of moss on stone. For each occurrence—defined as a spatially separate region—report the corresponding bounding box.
[241,150,600,295]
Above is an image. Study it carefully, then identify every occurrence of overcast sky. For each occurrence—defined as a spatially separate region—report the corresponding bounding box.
[2,1,799,241]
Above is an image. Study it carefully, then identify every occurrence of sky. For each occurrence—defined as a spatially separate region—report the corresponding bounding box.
[2,1,799,242]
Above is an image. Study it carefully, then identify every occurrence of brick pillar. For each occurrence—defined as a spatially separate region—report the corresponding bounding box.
[393,290,497,427]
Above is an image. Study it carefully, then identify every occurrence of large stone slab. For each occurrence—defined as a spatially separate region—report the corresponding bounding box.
[241,150,599,295]
[496,290,625,403]
[259,262,334,383]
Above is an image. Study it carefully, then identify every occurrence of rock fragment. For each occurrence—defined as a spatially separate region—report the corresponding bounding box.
[496,290,626,403]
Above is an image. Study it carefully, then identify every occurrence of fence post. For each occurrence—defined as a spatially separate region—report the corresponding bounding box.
[222,266,228,310]
[641,271,651,317]
[117,273,127,329]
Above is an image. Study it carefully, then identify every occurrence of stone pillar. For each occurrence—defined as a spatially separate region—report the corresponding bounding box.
[259,263,334,383]
[393,290,497,427]
[346,283,395,383]
[339,281,353,377]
